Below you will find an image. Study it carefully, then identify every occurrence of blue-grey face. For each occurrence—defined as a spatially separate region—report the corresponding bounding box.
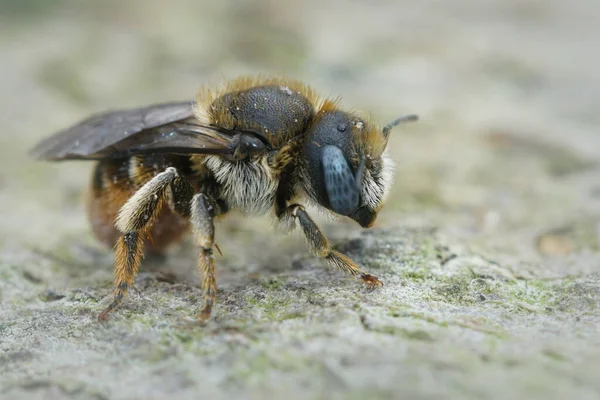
[321,145,361,216]
[302,109,394,227]
[303,111,360,214]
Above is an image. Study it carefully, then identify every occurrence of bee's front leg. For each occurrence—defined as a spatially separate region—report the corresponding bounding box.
[190,193,223,322]
[279,204,383,287]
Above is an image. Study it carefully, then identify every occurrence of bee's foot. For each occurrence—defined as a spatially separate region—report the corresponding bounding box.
[97,309,112,322]
[358,273,383,287]
[197,304,213,323]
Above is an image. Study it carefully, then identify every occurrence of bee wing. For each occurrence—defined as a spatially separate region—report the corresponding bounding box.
[29,102,239,160]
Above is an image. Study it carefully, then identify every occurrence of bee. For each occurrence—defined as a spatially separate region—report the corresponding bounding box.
[30,76,418,322]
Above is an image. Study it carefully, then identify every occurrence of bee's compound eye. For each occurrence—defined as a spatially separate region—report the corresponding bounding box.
[321,145,360,216]
[240,134,265,152]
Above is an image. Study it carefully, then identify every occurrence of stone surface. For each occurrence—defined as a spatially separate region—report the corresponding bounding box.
[1,1,599,399]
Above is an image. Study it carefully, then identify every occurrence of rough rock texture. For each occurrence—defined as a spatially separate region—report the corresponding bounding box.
[1,1,599,399]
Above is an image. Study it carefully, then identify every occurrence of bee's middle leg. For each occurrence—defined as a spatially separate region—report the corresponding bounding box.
[279,204,383,287]
[189,193,223,322]
[98,167,194,321]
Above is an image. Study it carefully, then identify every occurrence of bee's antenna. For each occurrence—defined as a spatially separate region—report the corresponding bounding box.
[382,114,419,139]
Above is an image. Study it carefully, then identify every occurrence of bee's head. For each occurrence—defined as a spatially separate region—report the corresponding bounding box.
[301,106,417,227]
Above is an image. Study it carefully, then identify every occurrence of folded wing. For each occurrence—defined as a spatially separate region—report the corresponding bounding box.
[30,102,238,160]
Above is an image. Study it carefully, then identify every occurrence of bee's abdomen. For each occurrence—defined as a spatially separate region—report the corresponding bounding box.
[211,85,314,146]
[86,156,191,253]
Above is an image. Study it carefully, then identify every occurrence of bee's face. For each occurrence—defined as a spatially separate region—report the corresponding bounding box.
[350,149,394,227]
[302,109,394,227]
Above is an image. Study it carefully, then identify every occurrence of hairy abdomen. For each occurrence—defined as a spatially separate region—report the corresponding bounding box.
[86,156,191,254]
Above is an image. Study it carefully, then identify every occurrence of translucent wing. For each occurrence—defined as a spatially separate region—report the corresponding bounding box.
[30,102,238,160]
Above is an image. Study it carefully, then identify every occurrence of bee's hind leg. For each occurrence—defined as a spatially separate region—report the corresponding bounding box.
[98,167,194,321]
[279,204,383,287]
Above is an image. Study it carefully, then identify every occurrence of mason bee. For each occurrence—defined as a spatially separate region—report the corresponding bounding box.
[30,76,418,322]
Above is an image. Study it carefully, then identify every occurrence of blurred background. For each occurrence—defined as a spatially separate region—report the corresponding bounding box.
[2,0,599,260]
[1,1,600,398]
